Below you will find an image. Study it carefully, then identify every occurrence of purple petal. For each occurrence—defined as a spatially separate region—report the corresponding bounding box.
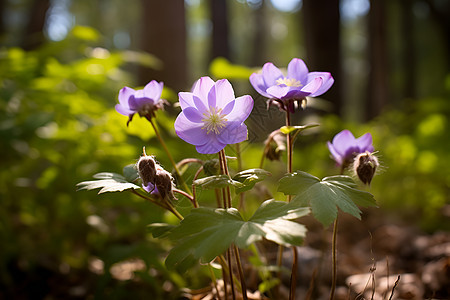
[193,94,208,113]
[331,130,356,156]
[217,123,248,145]
[301,77,323,94]
[262,62,284,87]
[118,87,135,106]
[143,80,163,100]
[195,136,227,154]
[183,107,204,123]
[222,99,235,115]
[224,95,254,124]
[356,133,374,152]
[249,73,271,98]
[208,79,235,109]
[283,88,312,100]
[174,113,209,146]
[178,92,196,110]
[287,58,309,83]
[192,76,215,101]
[266,85,290,99]
[131,96,154,111]
[327,141,343,165]
[307,72,334,97]
[115,103,134,116]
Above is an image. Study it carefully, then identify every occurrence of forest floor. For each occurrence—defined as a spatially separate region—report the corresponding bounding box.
[184,207,450,300]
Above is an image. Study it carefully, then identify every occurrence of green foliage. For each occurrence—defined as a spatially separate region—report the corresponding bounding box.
[0,26,181,298]
[278,171,377,226]
[193,168,271,194]
[164,199,309,272]
[77,172,141,194]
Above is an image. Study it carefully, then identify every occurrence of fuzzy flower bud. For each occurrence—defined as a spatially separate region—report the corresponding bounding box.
[154,166,175,200]
[353,151,379,185]
[136,148,157,187]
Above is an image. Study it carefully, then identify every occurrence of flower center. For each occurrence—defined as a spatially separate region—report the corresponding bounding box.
[201,107,228,134]
[276,77,302,87]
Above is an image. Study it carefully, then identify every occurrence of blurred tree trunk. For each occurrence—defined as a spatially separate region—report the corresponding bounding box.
[22,0,50,50]
[0,0,5,37]
[139,0,187,91]
[425,0,450,72]
[400,0,416,100]
[302,0,342,116]
[251,0,267,66]
[210,0,230,61]
[366,0,388,120]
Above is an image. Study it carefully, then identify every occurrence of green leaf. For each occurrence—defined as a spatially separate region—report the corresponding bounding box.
[279,124,319,135]
[278,171,377,227]
[123,164,139,182]
[147,223,176,238]
[165,199,309,272]
[232,168,271,194]
[77,172,140,194]
[193,174,232,189]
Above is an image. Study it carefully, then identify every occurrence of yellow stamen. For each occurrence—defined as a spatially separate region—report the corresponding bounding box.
[201,107,228,134]
[276,77,302,87]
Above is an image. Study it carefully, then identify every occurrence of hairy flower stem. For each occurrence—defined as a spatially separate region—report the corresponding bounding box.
[146,116,192,195]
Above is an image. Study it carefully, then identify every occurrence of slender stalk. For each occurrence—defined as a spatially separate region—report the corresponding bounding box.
[146,116,192,194]
[208,264,221,300]
[227,248,236,300]
[233,245,248,300]
[191,166,205,208]
[330,167,345,299]
[131,189,183,220]
[173,188,197,207]
[284,110,299,300]
[329,217,338,300]
[289,247,298,300]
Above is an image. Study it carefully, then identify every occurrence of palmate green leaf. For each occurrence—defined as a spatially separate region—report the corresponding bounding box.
[232,168,271,194]
[193,174,233,189]
[278,171,377,227]
[77,172,140,194]
[165,199,310,272]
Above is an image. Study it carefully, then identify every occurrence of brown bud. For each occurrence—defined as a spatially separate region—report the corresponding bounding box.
[155,167,175,200]
[353,151,379,185]
[136,148,156,186]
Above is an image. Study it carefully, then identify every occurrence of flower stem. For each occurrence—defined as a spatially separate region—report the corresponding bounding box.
[227,248,236,300]
[330,217,338,300]
[233,245,248,300]
[285,110,298,300]
[146,116,192,195]
[289,246,298,300]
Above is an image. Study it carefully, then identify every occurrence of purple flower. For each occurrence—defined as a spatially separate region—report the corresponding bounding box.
[115,80,165,126]
[250,58,334,112]
[327,130,374,168]
[174,76,254,154]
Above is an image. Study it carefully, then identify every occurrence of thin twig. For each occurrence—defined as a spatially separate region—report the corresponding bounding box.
[388,275,400,300]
